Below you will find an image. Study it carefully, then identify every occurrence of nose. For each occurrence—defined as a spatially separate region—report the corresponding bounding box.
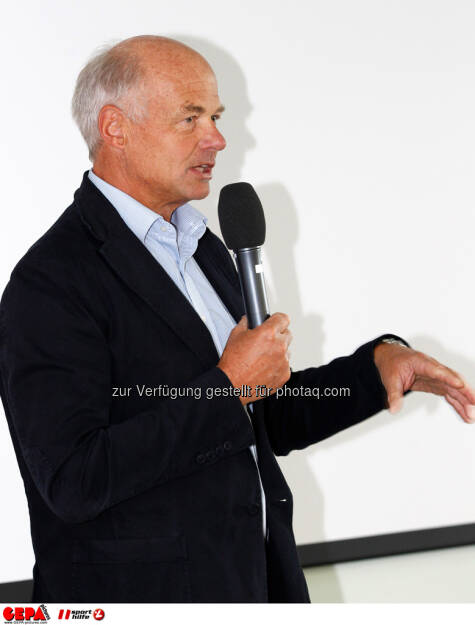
[200,122,226,152]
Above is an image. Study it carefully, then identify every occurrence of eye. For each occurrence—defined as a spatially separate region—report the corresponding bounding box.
[178,115,198,131]
[211,114,220,123]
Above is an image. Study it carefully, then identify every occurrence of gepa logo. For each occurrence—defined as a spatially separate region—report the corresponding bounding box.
[3,605,50,622]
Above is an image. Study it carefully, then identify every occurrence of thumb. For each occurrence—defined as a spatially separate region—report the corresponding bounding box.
[387,377,404,414]
[234,315,248,332]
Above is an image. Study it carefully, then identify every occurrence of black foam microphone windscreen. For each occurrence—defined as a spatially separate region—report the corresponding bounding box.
[218,182,266,250]
[218,182,270,328]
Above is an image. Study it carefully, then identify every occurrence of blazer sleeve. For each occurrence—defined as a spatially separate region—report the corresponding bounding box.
[0,260,255,524]
[262,333,410,456]
[210,233,411,458]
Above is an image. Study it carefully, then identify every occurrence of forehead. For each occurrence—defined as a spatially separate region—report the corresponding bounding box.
[141,47,219,102]
[146,68,221,115]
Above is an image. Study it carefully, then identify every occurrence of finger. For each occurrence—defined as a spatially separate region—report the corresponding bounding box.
[229,317,247,338]
[445,393,474,423]
[266,312,290,333]
[445,386,475,423]
[411,373,475,401]
[235,315,248,331]
[274,330,292,356]
[386,376,405,414]
[445,383,475,405]
[411,376,454,397]
[450,381,475,406]
[279,329,293,348]
[415,355,465,390]
[411,378,475,421]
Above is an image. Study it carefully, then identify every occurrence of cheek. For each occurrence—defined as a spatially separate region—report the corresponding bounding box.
[132,138,169,177]
[127,127,195,182]
[130,126,162,157]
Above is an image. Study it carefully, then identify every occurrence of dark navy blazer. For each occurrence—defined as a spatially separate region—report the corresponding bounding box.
[0,172,400,602]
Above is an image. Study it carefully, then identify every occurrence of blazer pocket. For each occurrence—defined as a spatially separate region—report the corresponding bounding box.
[71,536,191,603]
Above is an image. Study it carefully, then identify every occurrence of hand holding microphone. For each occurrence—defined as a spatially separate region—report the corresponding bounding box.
[216,182,292,404]
[218,313,292,405]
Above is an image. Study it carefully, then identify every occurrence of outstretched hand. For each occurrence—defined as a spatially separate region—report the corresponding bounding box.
[373,342,475,423]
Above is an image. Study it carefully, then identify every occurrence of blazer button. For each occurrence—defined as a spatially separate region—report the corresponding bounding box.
[223,441,232,451]
[206,450,216,462]
[247,503,260,516]
[196,453,206,464]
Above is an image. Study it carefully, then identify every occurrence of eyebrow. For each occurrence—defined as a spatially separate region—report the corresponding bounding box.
[180,103,225,114]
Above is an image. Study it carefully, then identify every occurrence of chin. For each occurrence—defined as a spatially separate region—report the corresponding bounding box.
[188,183,211,201]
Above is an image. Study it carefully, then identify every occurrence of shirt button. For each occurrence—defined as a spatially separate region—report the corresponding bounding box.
[247,503,260,516]
[201,315,206,322]
[161,226,167,232]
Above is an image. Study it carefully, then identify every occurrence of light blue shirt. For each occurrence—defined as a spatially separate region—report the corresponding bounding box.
[88,170,267,539]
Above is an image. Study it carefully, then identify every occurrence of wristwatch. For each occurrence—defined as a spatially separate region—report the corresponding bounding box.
[379,337,408,348]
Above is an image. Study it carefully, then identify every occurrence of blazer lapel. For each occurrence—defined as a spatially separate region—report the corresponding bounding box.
[193,230,245,324]
[75,172,223,369]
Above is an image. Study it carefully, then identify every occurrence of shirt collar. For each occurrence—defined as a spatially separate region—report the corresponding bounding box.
[171,201,208,241]
[87,169,207,244]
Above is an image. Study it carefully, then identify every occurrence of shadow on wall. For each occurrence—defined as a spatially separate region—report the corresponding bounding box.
[174,35,343,602]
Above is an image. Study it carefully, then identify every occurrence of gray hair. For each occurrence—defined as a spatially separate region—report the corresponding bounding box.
[71,40,148,161]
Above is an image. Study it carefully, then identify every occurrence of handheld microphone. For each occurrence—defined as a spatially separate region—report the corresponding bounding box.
[218,182,270,329]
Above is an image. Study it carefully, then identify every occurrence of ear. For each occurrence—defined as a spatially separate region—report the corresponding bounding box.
[97,105,127,151]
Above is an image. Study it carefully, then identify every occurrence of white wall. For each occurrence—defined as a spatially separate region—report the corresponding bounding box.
[1,0,474,583]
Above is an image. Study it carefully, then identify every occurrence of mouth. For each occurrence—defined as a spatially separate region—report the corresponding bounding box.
[189,162,215,180]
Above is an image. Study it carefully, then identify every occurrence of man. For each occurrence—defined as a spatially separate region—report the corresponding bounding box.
[0,35,473,603]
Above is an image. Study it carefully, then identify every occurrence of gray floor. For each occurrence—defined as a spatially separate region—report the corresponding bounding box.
[303,544,475,602]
